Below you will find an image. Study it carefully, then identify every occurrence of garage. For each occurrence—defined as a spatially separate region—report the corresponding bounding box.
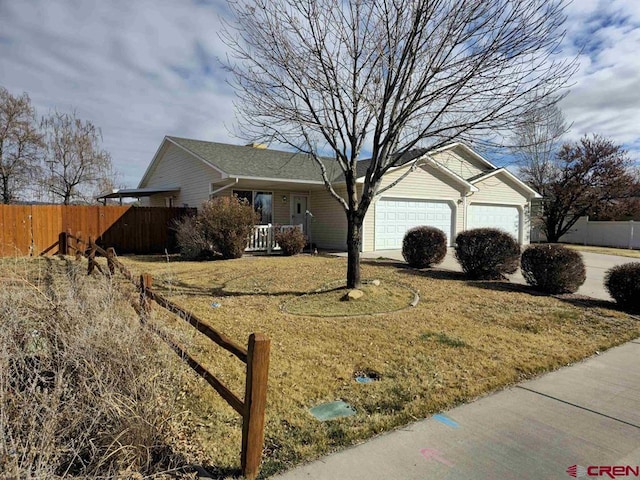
[468,204,520,241]
[374,198,453,249]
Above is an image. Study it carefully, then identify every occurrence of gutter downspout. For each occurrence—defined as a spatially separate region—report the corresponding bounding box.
[210,178,239,197]
[463,190,474,230]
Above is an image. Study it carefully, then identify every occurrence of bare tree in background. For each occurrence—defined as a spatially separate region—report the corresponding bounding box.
[223,0,576,288]
[0,87,43,203]
[511,102,568,191]
[41,111,114,205]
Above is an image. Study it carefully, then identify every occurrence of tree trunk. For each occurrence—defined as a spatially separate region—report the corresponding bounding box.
[346,215,363,289]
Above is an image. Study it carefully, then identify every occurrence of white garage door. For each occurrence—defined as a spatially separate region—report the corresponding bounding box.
[468,204,520,241]
[375,198,453,249]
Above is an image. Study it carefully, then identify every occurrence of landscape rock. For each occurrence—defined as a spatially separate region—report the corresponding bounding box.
[370,279,381,286]
[343,289,364,301]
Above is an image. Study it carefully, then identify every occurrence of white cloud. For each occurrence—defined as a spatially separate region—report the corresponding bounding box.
[0,0,237,187]
[1,0,638,190]
[559,0,640,162]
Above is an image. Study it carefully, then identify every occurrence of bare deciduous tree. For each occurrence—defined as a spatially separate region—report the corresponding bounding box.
[0,87,43,203]
[223,0,576,287]
[511,102,569,190]
[41,111,114,205]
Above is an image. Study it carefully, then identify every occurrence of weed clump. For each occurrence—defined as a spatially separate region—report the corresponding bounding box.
[0,258,186,478]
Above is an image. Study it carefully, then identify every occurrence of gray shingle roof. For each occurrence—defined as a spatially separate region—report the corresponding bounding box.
[168,136,344,183]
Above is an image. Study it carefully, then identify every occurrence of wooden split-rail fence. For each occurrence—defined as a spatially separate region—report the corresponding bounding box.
[56,231,270,480]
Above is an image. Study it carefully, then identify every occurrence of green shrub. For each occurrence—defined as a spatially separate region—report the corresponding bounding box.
[455,228,520,279]
[605,262,640,312]
[402,226,447,268]
[521,244,586,293]
[275,226,306,256]
[175,197,257,260]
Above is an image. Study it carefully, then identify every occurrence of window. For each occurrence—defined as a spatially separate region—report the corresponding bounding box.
[233,190,273,224]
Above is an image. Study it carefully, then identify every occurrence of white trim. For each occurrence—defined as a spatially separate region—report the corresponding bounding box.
[357,155,478,193]
[429,143,497,169]
[470,168,542,198]
[210,178,239,197]
[232,175,325,185]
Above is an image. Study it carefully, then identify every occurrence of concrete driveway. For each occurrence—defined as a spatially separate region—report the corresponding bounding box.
[361,249,635,301]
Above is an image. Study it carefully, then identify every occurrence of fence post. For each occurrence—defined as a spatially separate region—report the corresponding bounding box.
[241,333,270,480]
[106,247,116,275]
[58,231,68,255]
[266,225,273,255]
[87,236,96,274]
[139,273,153,314]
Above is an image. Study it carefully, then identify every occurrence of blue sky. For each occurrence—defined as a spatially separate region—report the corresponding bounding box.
[1,0,639,188]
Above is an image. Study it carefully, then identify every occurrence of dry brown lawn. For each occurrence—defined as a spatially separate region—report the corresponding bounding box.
[564,244,640,259]
[117,254,640,478]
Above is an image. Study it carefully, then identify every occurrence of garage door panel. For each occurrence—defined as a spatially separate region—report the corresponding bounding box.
[375,198,453,249]
[468,204,519,240]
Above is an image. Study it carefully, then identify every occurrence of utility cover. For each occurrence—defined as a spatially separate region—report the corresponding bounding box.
[309,401,356,421]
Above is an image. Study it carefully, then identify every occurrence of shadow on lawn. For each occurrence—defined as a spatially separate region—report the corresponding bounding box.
[384,260,631,313]
[158,277,343,299]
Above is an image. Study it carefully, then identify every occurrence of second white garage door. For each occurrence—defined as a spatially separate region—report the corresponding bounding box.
[375,198,453,249]
[468,204,520,241]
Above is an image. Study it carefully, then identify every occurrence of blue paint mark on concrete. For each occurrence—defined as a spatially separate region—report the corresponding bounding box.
[433,414,460,428]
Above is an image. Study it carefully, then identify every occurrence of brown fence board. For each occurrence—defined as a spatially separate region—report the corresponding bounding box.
[0,205,195,257]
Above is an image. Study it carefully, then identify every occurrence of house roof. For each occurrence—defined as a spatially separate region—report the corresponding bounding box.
[165,136,342,183]
[139,136,538,198]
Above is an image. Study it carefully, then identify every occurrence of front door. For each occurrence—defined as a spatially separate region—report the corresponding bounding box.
[291,195,308,233]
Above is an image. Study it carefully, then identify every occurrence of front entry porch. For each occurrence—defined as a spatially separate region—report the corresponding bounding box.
[247,224,304,253]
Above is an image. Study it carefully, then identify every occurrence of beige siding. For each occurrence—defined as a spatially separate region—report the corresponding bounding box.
[309,188,348,250]
[430,150,486,179]
[470,174,528,205]
[141,143,222,208]
[363,164,465,251]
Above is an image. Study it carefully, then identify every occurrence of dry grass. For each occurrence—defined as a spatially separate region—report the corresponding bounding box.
[563,244,640,259]
[0,256,199,479]
[115,254,640,478]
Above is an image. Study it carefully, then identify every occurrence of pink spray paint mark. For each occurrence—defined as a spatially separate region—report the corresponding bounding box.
[420,448,454,467]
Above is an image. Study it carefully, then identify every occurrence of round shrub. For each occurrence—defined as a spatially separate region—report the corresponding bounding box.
[402,226,447,268]
[454,228,520,280]
[605,262,640,312]
[521,244,586,293]
[275,226,306,256]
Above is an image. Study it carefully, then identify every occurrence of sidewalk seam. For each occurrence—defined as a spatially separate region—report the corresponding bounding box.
[515,386,640,430]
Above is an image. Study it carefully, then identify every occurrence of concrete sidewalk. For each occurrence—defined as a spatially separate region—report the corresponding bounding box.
[272,341,640,479]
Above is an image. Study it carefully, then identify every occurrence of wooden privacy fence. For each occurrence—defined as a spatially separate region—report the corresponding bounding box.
[68,234,270,480]
[0,204,195,257]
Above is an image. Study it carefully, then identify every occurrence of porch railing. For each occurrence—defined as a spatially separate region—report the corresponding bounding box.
[246,224,303,253]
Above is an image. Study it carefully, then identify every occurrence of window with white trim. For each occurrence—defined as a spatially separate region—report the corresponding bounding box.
[233,190,273,224]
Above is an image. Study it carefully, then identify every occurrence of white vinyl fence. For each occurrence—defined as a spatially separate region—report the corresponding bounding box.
[531,216,640,249]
